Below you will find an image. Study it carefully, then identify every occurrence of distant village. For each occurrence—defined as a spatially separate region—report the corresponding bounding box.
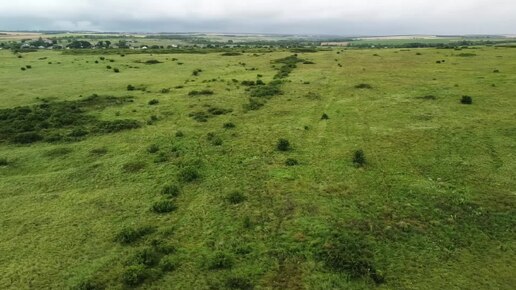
[0,37,179,50]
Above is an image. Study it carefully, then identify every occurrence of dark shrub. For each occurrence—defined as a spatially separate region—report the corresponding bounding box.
[0,158,8,166]
[249,81,282,98]
[127,84,135,91]
[192,69,202,76]
[208,251,234,270]
[162,184,180,197]
[113,68,120,73]
[100,57,105,60]
[354,83,372,89]
[188,89,214,96]
[148,99,159,105]
[178,167,200,182]
[21,67,26,71]
[207,107,232,115]
[353,150,366,167]
[73,279,105,290]
[319,232,383,283]
[189,111,210,122]
[13,132,43,144]
[151,200,177,213]
[122,161,146,173]
[115,226,155,244]
[493,69,500,73]
[460,95,473,104]
[227,191,246,204]
[106,65,112,69]
[26,65,32,69]
[147,144,159,153]
[159,256,177,272]
[154,152,168,163]
[321,113,329,120]
[160,88,170,93]
[121,265,148,286]
[225,276,254,290]
[175,131,184,137]
[145,59,161,64]
[211,136,223,146]
[94,60,99,64]
[276,138,291,151]
[243,98,265,111]
[223,122,236,129]
[285,158,299,166]
[69,128,88,138]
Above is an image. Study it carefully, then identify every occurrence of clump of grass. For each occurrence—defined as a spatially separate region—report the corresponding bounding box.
[188,89,214,96]
[355,83,372,89]
[321,113,329,120]
[0,158,9,166]
[285,158,299,166]
[73,279,105,290]
[145,59,162,64]
[13,132,43,144]
[159,256,177,272]
[192,69,203,76]
[207,251,234,270]
[305,92,321,100]
[115,226,156,245]
[189,111,210,122]
[226,191,246,204]
[225,276,254,290]
[223,122,236,129]
[178,167,200,182]
[461,95,473,104]
[122,161,146,173]
[147,144,160,153]
[175,131,184,137]
[352,150,366,167]
[121,265,149,286]
[276,138,291,151]
[318,232,384,284]
[418,95,437,100]
[207,107,232,115]
[148,99,159,105]
[161,184,180,198]
[243,98,265,111]
[151,200,177,213]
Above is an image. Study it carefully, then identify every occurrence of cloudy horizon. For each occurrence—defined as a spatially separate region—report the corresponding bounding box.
[1,0,515,35]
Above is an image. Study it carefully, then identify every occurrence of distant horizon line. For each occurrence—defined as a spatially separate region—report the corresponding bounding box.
[1,30,515,38]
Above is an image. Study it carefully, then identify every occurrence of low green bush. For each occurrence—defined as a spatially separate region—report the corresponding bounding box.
[276,138,291,151]
[115,226,155,245]
[151,200,177,213]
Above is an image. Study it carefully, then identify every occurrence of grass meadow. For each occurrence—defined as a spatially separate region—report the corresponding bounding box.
[0,46,515,289]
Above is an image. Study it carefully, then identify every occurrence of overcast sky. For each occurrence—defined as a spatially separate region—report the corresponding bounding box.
[0,0,514,35]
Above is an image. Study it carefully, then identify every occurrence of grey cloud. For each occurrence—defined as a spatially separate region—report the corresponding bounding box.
[0,0,515,35]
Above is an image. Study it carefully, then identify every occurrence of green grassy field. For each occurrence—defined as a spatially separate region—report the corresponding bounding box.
[0,46,515,289]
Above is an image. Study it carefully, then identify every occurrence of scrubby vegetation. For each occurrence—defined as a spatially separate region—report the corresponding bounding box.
[0,95,140,144]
